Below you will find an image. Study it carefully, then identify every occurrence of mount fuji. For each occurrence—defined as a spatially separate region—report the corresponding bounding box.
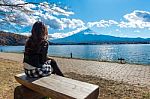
[51,28,150,45]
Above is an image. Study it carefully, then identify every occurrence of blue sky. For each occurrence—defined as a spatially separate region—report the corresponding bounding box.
[55,0,150,38]
[1,0,150,39]
[56,0,150,21]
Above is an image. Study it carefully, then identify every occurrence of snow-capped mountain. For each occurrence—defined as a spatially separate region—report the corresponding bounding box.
[51,28,150,44]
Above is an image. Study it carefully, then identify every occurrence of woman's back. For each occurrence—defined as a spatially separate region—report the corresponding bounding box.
[24,37,49,68]
[23,21,64,78]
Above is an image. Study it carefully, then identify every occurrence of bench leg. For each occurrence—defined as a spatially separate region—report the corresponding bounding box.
[14,85,45,99]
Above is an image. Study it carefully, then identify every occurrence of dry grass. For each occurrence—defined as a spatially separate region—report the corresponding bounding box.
[0,58,23,99]
[0,58,149,99]
[65,72,150,99]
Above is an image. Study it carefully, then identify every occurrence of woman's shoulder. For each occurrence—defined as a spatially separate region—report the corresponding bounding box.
[25,37,33,46]
[26,37,33,43]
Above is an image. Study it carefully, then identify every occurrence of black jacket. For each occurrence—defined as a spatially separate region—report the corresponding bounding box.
[23,37,49,68]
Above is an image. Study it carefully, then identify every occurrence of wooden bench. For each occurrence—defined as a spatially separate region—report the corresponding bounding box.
[15,73,99,99]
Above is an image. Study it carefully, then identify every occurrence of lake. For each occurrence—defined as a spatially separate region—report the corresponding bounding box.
[0,44,150,65]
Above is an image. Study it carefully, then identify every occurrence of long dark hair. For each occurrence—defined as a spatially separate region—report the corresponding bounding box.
[31,21,48,42]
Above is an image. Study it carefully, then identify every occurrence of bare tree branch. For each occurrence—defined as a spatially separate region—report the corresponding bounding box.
[0,0,71,32]
[0,2,53,7]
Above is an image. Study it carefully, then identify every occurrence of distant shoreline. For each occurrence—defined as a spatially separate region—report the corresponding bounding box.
[0,52,149,66]
[1,43,150,46]
[48,55,150,66]
[50,42,150,45]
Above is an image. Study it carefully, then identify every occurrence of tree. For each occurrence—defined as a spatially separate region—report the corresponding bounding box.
[0,0,74,31]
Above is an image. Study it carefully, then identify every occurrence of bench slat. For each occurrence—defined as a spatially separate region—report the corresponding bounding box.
[15,73,99,99]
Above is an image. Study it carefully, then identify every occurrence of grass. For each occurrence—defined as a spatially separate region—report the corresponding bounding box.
[0,58,149,99]
[0,58,23,99]
[64,72,150,99]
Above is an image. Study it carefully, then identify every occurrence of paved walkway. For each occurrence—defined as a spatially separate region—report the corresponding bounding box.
[0,52,150,87]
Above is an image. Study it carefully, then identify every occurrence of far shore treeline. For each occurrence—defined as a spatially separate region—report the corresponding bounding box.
[0,31,150,46]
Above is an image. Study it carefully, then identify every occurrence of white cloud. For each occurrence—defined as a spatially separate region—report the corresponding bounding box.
[134,30,140,33]
[116,29,121,32]
[61,18,85,29]
[119,10,150,28]
[51,6,74,16]
[124,10,150,22]
[87,20,118,28]
[48,10,150,39]
[118,21,138,28]
[0,0,77,30]
[0,0,37,26]
[87,10,150,30]
[1,1,150,38]
[50,27,87,39]
[36,3,77,29]
[37,13,85,30]
[40,13,63,29]
[14,10,36,25]
[5,0,25,4]
[108,20,118,25]
[38,2,74,16]
[18,32,31,36]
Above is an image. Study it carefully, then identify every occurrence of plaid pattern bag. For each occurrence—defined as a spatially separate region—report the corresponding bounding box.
[24,60,53,78]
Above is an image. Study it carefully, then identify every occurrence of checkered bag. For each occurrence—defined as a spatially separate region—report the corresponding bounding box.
[24,60,53,78]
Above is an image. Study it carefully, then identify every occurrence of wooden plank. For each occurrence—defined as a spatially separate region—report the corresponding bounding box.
[15,73,99,99]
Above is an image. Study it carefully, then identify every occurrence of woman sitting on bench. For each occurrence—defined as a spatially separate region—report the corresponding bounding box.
[23,21,64,78]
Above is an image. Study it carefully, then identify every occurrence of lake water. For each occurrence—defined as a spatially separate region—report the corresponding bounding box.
[0,44,150,65]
